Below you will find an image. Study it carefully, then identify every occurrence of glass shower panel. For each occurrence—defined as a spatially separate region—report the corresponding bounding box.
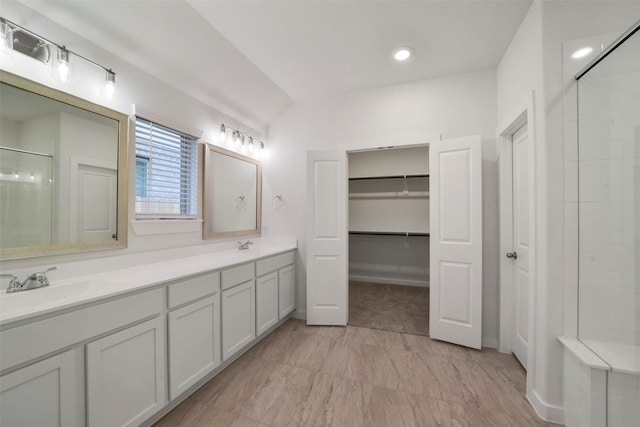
[577,26,640,369]
[0,148,53,248]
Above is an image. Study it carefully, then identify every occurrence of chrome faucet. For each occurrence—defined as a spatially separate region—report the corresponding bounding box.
[1,267,57,293]
[237,240,253,250]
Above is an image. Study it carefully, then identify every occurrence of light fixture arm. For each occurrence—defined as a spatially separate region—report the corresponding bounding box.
[220,123,265,152]
[0,17,115,75]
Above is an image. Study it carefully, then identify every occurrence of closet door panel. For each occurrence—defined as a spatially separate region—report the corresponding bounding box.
[306,151,348,325]
[429,135,482,350]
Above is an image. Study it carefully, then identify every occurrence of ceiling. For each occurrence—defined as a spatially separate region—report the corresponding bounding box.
[15,0,532,127]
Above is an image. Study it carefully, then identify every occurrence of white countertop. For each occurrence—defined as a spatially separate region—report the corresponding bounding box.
[0,239,297,327]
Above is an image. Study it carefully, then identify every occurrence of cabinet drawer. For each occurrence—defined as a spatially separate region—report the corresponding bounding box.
[168,271,220,308]
[0,288,163,372]
[256,251,295,277]
[222,263,254,290]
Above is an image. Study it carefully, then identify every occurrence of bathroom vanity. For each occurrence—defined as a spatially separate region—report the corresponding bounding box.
[0,240,296,427]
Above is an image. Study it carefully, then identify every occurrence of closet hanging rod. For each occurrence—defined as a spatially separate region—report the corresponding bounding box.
[349,174,429,181]
[349,231,430,237]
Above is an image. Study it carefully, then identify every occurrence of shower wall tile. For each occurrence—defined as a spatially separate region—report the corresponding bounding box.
[578,160,607,201]
[565,120,578,161]
[565,202,578,246]
[579,244,607,286]
[564,279,578,338]
[579,72,640,119]
[565,160,578,202]
[578,116,611,160]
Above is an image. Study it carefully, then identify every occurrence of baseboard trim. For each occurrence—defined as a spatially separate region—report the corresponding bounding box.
[292,309,306,320]
[482,336,498,349]
[527,389,564,425]
[349,275,429,287]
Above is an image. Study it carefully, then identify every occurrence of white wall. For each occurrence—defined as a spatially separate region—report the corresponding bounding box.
[496,0,552,417]
[266,69,500,345]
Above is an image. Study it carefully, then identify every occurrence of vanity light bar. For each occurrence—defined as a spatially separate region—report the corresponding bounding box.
[219,124,265,153]
[0,17,117,94]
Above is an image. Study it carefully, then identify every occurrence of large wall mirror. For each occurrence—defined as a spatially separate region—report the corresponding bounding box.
[203,144,261,239]
[0,71,128,259]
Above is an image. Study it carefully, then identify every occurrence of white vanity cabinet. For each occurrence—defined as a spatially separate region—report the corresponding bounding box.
[86,317,166,427]
[167,272,221,400]
[0,287,165,427]
[256,271,279,335]
[0,349,82,427]
[0,242,297,427]
[256,251,296,325]
[278,264,296,319]
[221,263,256,361]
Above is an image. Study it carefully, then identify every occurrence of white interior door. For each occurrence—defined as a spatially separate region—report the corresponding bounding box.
[429,135,483,349]
[306,151,348,325]
[511,124,530,368]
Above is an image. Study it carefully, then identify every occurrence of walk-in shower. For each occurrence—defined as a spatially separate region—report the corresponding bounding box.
[0,146,54,248]
[572,19,640,427]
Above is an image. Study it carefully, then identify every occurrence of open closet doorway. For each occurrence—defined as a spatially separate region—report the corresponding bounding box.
[347,146,431,336]
[307,135,483,349]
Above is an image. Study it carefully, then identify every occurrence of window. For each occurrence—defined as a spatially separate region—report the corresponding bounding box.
[135,117,198,218]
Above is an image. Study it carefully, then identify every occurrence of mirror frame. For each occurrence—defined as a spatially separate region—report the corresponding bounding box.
[0,70,129,259]
[202,144,262,239]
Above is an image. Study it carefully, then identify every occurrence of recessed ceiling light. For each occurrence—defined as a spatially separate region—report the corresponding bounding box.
[393,47,412,62]
[571,46,593,60]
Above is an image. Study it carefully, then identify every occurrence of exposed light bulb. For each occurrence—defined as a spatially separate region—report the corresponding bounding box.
[58,47,70,82]
[104,69,116,99]
[219,124,226,143]
[30,172,34,180]
[248,136,254,152]
[59,62,69,81]
[0,21,12,52]
[232,131,238,145]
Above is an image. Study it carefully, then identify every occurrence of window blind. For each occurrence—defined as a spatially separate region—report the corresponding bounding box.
[135,117,198,218]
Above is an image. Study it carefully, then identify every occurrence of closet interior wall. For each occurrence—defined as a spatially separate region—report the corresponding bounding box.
[348,146,430,287]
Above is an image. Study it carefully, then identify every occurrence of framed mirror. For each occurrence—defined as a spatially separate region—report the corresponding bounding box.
[0,71,129,259]
[203,144,261,239]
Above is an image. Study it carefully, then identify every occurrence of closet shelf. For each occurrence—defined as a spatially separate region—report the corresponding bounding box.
[349,174,429,181]
[349,231,430,237]
[349,191,429,199]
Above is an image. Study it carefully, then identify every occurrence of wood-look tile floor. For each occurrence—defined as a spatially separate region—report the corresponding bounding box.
[154,319,558,427]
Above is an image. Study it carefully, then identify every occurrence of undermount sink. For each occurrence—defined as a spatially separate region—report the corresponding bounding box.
[0,279,111,317]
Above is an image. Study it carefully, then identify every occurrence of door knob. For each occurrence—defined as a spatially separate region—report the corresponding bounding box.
[506,252,518,260]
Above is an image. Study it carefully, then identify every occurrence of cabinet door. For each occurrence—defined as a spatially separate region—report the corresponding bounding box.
[0,350,79,427]
[256,271,279,336]
[279,265,296,319]
[168,294,220,400]
[222,280,255,361]
[87,317,166,427]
